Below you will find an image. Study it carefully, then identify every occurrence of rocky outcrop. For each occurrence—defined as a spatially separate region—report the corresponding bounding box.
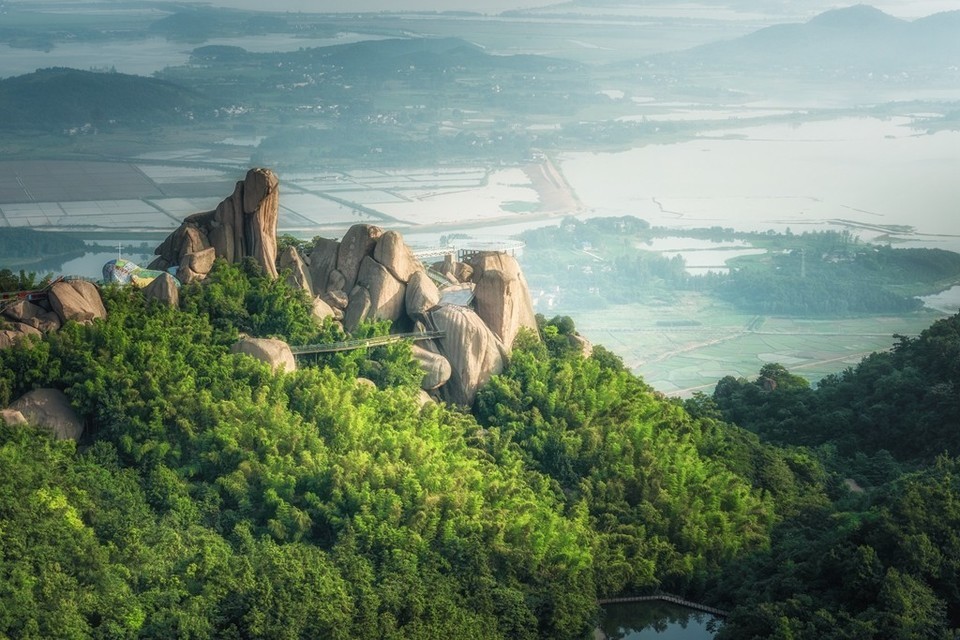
[303,222,540,406]
[311,296,337,322]
[405,272,440,323]
[412,345,452,391]
[151,168,280,280]
[143,273,180,307]
[568,333,593,358]
[7,388,84,441]
[279,246,313,294]
[231,337,296,373]
[48,280,106,325]
[336,224,382,293]
[373,231,420,283]
[308,237,340,294]
[0,408,27,426]
[2,300,60,333]
[429,305,505,406]
[468,252,538,352]
[355,256,406,325]
[342,286,372,334]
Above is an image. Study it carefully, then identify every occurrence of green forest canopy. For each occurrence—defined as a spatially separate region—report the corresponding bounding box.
[1,260,959,638]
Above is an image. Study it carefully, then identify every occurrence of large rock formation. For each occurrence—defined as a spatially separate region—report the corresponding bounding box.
[7,388,84,441]
[336,224,382,293]
[468,252,538,352]
[412,345,452,391]
[151,168,280,280]
[143,273,180,307]
[48,280,107,325]
[230,337,296,373]
[304,222,538,406]
[2,300,61,333]
[429,305,505,406]
[279,245,313,295]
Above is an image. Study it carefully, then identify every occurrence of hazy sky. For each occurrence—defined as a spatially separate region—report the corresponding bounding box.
[162,0,960,18]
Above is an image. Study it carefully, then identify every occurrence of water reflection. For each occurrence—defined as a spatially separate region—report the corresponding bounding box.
[598,602,721,640]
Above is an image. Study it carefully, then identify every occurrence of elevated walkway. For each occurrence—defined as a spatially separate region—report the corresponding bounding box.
[290,331,445,356]
[598,593,729,618]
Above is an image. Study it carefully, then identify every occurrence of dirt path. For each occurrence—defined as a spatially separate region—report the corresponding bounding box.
[522,153,585,216]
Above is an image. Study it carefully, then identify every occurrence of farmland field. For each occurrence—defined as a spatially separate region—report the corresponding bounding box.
[560,293,947,395]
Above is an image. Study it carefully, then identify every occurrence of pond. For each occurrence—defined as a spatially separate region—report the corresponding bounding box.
[598,601,721,639]
[920,285,960,314]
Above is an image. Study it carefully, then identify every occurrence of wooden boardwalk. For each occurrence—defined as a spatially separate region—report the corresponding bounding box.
[598,593,729,618]
[290,331,444,355]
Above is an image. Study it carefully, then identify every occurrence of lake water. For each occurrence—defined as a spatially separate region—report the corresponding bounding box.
[921,285,960,314]
[561,117,960,252]
[598,602,720,639]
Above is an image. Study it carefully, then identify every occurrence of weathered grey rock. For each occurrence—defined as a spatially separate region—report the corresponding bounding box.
[311,296,336,322]
[279,246,313,294]
[454,262,474,283]
[242,168,280,279]
[416,389,434,408]
[2,301,61,333]
[8,388,84,441]
[308,238,340,294]
[412,345,452,391]
[405,271,440,322]
[336,224,383,293]
[322,290,349,311]
[373,230,420,283]
[342,286,372,334]
[209,181,244,264]
[153,167,279,281]
[429,305,505,406]
[230,337,296,373]
[326,270,347,294]
[568,333,593,358]
[177,265,203,286]
[143,273,180,307]
[356,377,377,390]
[154,222,210,268]
[469,252,538,352]
[48,280,106,325]
[0,330,27,349]
[10,323,42,338]
[181,247,217,276]
[35,311,62,333]
[356,256,406,324]
[0,409,27,426]
[2,299,44,324]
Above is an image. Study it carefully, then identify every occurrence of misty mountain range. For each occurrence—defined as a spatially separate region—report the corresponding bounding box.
[647,4,960,73]
[2,4,957,132]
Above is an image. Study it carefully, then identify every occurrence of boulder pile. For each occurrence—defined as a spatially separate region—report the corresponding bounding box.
[304,224,539,406]
[1,279,107,348]
[149,168,280,281]
[2,388,85,441]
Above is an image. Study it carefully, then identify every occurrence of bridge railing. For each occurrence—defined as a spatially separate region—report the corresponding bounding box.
[291,331,445,356]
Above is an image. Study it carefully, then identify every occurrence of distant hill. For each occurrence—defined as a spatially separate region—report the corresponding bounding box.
[191,36,573,76]
[0,68,210,131]
[645,4,960,74]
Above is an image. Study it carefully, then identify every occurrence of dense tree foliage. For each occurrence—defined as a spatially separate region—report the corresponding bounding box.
[704,312,960,638]
[3,265,960,637]
[713,312,960,462]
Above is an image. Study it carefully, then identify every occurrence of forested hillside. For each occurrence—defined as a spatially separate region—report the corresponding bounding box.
[2,259,960,638]
[705,312,960,638]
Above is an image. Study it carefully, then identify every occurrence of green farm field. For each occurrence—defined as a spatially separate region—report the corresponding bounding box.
[562,292,947,396]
